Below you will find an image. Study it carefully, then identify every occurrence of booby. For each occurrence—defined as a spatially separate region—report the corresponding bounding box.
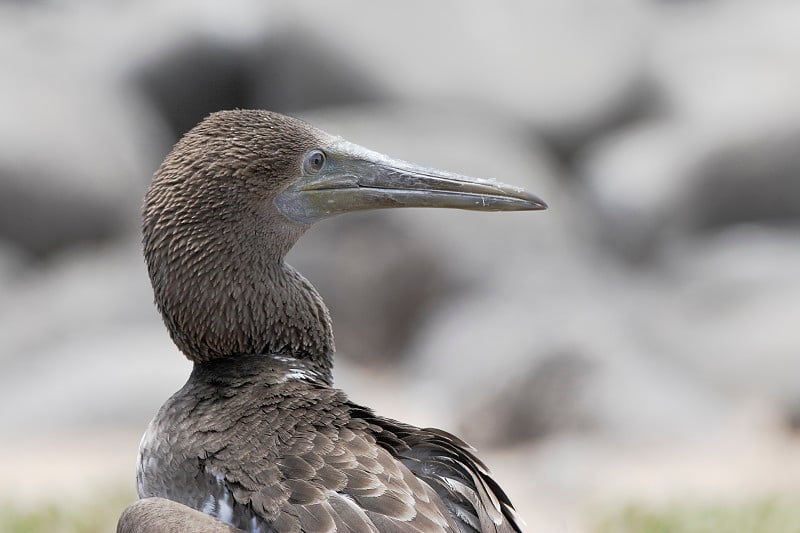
[119,110,546,533]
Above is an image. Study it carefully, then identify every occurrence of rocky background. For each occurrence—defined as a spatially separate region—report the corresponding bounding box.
[1,0,799,531]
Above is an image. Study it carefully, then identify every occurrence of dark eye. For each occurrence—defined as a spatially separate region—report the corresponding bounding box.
[304,149,326,174]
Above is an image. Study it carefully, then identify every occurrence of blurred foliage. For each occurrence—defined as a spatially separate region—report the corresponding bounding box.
[597,498,800,533]
[0,491,133,533]
[3,493,800,532]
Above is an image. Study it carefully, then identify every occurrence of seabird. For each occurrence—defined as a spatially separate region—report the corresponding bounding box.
[119,110,546,533]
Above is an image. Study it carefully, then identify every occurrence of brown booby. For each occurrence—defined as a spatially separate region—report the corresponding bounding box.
[119,110,546,533]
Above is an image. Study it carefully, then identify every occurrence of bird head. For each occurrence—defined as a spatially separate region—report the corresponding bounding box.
[142,109,546,364]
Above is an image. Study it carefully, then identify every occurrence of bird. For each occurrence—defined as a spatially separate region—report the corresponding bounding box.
[119,109,546,533]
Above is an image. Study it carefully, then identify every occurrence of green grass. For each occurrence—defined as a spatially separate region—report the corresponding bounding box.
[597,498,800,533]
[2,493,800,533]
[0,491,134,533]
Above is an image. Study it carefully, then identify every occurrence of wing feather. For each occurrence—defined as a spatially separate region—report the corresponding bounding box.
[142,371,521,532]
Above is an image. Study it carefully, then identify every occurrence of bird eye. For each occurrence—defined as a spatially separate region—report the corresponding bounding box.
[304,150,326,174]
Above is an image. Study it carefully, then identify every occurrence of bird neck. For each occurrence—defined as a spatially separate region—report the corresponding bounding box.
[147,233,335,384]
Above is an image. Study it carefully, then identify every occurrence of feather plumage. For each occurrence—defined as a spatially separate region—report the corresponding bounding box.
[136,355,521,532]
[126,110,537,532]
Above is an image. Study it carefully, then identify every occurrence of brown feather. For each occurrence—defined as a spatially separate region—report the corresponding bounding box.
[134,110,525,533]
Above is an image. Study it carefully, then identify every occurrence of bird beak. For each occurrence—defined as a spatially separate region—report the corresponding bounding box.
[275,139,547,225]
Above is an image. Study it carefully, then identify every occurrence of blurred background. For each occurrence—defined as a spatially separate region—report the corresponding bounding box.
[1,0,800,531]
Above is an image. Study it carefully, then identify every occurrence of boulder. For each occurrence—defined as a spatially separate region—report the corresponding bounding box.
[580,1,800,261]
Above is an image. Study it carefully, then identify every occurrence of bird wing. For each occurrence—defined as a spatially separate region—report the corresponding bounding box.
[349,405,525,533]
[160,374,521,533]
[193,383,459,532]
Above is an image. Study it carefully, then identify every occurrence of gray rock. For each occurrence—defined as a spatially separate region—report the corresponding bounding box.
[581,121,800,262]
[651,1,800,132]
[0,10,168,255]
[461,350,596,447]
[245,28,383,115]
[405,230,737,446]
[136,38,250,140]
[580,1,800,261]
[0,0,295,256]
[135,30,382,143]
[0,242,155,370]
[656,226,800,411]
[0,242,27,284]
[274,0,649,137]
[288,212,454,366]
[685,130,800,230]
[0,323,190,436]
[0,241,192,436]
[579,120,696,261]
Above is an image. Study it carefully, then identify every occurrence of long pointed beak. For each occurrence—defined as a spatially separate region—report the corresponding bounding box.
[275,140,547,225]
